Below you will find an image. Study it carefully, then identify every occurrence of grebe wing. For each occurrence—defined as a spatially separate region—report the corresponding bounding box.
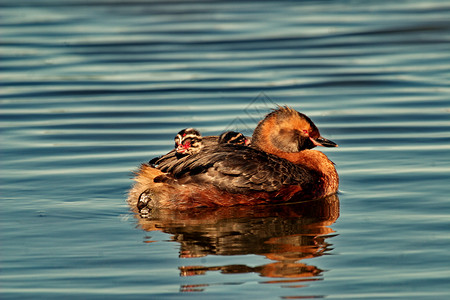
[149,149,178,171]
[168,144,314,193]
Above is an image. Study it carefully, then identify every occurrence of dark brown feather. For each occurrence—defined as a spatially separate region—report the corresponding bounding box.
[160,144,315,194]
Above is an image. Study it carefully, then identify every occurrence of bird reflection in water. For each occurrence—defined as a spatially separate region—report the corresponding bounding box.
[134,194,339,292]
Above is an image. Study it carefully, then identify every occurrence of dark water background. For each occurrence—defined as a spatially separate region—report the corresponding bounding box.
[1,0,450,299]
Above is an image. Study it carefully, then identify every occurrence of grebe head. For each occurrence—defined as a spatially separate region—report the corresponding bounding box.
[252,106,337,154]
[174,128,203,156]
[218,131,251,146]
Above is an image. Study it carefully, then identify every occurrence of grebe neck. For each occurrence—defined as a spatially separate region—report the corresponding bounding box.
[278,150,339,195]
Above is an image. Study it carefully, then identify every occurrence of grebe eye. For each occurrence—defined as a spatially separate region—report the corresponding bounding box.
[303,130,308,134]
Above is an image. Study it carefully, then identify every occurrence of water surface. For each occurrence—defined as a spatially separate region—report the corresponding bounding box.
[1,0,450,299]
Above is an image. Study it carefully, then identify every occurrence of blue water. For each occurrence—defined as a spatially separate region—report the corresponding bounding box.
[1,0,450,299]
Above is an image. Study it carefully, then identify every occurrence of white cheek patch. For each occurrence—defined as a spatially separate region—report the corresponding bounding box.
[175,134,183,146]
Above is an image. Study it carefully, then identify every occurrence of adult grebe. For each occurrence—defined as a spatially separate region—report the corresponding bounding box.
[129,106,338,210]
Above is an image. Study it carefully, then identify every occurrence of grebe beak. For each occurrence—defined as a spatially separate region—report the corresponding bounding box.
[312,136,338,147]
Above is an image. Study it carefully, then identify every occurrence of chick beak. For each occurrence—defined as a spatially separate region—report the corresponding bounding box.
[176,144,189,154]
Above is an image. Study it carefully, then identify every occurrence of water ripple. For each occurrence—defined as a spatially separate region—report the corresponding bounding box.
[1,0,450,299]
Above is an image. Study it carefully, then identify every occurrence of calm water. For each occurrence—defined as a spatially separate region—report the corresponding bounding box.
[1,0,450,299]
